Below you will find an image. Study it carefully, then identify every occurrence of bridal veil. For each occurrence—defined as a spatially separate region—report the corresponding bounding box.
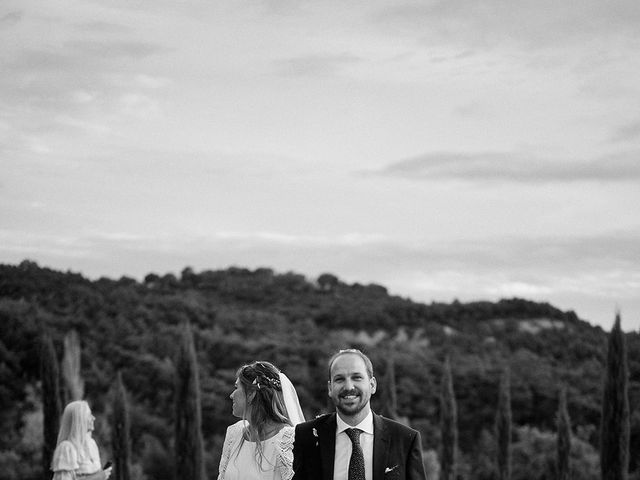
[279,372,305,426]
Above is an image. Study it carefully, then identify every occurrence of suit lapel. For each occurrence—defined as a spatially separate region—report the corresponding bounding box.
[372,414,390,480]
[319,414,337,480]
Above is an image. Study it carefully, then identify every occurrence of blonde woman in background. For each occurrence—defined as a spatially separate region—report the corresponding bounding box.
[51,400,112,480]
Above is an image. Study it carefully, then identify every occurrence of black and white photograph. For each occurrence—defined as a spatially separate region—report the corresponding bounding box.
[1,1,639,479]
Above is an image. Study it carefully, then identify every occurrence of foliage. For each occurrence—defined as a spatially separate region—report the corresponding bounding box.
[557,387,571,480]
[600,313,630,480]
[379,353,399,420]
[511,426,599,480]
[62,330,84,402]
[496,367,512,480]
[439,356,457,480]
[0,260,638,480]
[112,371,132,480]
[174,321,206,480]
[40,333,61,480]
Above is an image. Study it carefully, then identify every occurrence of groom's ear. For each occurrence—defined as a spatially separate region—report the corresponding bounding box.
[370,376,377,395]
[327,380,331,397]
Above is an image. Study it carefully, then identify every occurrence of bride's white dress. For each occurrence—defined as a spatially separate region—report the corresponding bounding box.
[217,420,295,480]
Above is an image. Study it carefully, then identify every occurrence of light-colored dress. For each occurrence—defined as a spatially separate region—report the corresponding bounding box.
[51,438,102,479]
[218,420,294,480]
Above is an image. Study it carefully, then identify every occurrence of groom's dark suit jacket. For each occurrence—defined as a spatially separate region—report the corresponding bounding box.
[292,412,427,480]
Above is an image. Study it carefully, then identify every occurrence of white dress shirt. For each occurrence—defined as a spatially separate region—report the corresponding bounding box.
[334,410,374,480]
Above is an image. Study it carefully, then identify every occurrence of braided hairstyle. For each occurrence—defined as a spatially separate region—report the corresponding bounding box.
[235,361,291,466]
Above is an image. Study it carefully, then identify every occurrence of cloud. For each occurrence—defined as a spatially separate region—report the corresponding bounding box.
[610,120,640,144]
[2,8,168,104]
[369,150,640,183]
[372,0,640,52]
[74,21,131,34]
[2,227,638,328]
[4,145,308,181]
[273,53,362,77]
[446,233,640,275]
[9,40,166,77]
[118,93,162,119]
[1,25,170,146]
[0,11,22,26]
[65,39,166,61]
[3,227,638,283]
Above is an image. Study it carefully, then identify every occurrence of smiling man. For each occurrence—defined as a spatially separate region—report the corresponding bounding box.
[293,349,427,480]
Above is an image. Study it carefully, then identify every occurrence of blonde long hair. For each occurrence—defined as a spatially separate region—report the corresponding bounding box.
[55,400,92,455]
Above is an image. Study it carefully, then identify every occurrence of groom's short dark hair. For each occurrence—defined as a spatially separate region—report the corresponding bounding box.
[327,349,374,379]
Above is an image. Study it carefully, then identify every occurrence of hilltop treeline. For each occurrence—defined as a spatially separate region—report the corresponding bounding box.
[1,260,638,479]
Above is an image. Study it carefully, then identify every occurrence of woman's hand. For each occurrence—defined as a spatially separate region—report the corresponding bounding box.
[103,466,113,480]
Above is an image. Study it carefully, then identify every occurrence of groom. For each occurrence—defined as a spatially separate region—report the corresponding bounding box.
[292,349,427,480]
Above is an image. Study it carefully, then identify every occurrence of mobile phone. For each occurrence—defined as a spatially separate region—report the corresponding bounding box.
[103,461,112,469]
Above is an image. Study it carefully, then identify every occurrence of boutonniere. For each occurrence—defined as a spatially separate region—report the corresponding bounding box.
[312,428,319,446]
[385,465,398,474]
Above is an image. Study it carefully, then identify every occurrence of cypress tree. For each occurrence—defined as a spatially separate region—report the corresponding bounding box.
[174,321,206,480]
[62,330,84,402]
[440,356,458,480]
[495,366,512,480]
[600,313,629,480]
[381,353,399,420]
[112,371,132,480]
[556,387,571,480]
[40,333,62,480]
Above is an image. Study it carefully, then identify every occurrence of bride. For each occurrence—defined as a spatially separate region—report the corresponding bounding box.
[217,361,305,480]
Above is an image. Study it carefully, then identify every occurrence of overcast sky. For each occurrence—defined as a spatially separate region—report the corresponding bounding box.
[2,1,639,331]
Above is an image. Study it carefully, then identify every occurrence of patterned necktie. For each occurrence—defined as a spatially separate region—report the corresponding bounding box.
[345,428,365,480]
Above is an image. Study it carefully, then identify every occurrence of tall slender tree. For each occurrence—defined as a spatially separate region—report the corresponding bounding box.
[112,371,132,480]
[62,330,84,402]
[556,386,571,480]
[40,333,62,480]
[440,356,458,480]
[600,312,629,480]
[495,366,512,480]
[174,321,206,480]
[381,352,399,420]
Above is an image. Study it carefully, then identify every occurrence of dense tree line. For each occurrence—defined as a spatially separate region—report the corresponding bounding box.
[0,260,638,479]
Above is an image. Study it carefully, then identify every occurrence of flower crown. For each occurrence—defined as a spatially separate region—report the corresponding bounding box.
[252,375,282,391]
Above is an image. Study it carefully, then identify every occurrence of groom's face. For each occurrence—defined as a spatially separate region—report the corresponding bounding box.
[328,353,377,419]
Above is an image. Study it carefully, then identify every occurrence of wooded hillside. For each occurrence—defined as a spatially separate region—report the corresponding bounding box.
[1,260,638,479]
